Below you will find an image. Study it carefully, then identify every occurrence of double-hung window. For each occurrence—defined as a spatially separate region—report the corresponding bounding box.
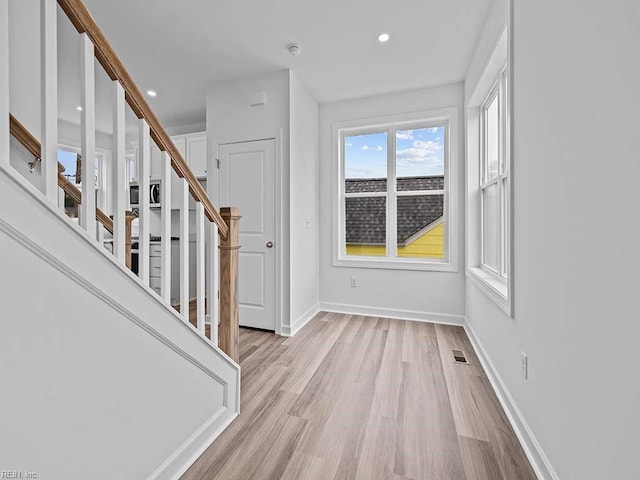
[335,109,458,271]
[480,67,509,279]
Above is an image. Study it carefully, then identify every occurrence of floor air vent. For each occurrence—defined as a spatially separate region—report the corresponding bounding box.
[452,349,469,364]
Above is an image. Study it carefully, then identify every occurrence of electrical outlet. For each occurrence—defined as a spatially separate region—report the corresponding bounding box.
[350,276,358,287]
[521,352,528,380]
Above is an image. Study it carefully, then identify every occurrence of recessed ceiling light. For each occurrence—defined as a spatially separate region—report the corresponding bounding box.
[146,90,157,97]
[76,106,83,111]
[377,33,390,43]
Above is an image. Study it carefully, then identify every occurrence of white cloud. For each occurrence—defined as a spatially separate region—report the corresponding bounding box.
[396,130,414,140]
[428,127,439,133]
[361,145,384,151]
[345,142,353,147]
[361,145,369,151]
[396,138,445,176]
[412,140,442,152]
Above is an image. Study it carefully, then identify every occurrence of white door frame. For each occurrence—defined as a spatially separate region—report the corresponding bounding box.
[210,129,285,336]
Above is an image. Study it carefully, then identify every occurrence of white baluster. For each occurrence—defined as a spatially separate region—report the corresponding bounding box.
[80,33,96,236]
[160,151,172,303]
[138,120,151,285]
[111,81,126,263]
[179,178,189,322]
[196,201,205,335]
[96,157,107,245]
[58,187,65,210]
[41,0,58,202]
[0,0,8,166]
[207,224,220,344]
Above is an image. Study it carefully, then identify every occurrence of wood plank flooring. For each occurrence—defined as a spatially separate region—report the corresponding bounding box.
[182,312,536,480]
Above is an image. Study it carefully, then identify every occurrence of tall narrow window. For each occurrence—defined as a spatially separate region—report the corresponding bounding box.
[341,119,449,264]
[480,67,509,278]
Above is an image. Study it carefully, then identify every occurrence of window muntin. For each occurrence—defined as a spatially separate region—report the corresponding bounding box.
[480,67,509,278]
[342,122,448,262]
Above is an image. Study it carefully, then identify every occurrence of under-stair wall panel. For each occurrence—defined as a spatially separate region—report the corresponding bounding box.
[0,165,239,479]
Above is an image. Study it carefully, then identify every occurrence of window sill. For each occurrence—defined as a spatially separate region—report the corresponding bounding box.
[466,267,511,315]
[334,256,458,273]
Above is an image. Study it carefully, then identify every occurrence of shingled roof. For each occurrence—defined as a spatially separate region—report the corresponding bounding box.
[345,176,444,245]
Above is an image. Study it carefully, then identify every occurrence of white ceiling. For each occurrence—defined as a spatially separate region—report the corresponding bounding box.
[59,0,494,129]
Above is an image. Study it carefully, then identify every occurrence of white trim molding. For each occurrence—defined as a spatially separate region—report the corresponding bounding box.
[282,303,321,337]
[464,319,560,480]
[147,407,238,480]
[319,303,464,326]
[466,267,509,315]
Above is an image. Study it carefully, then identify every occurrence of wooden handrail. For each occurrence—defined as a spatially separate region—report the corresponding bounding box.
[57,0,228,240]
[9,114,40,160]
[10,113,114,234]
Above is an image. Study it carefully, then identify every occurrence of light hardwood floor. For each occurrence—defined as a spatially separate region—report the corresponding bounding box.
[182,312,536,480]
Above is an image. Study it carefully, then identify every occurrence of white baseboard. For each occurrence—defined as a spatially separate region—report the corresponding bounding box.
[319,302,464,326]
[464,319,559,480]
[281,303,321,337]
[148,408,238,480]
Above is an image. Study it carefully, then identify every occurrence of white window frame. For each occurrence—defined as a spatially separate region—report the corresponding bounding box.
[480,67,509,279]
[332,107,459,272]
[465,24,513,315]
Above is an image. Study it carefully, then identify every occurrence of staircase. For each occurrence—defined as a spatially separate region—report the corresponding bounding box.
[0,1,241,478]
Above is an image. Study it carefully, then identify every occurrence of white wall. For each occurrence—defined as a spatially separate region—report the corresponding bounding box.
[0,165,239,479]
[206,71,291,332]
[465,1,640,479]
[289,71,320,332]
[318,84,466,321]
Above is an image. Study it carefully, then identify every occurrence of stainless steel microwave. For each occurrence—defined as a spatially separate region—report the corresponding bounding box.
[130,180,161,207]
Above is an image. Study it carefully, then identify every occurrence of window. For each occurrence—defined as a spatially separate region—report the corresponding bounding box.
[56,147,106,217]
[480,67,509,279]
[465,25,510,313]
[335,108,458,271]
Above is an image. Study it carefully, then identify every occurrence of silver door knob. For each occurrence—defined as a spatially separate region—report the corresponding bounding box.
[266,241,274,248]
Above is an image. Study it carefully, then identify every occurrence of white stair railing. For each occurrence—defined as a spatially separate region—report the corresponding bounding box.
[4,0,241,362]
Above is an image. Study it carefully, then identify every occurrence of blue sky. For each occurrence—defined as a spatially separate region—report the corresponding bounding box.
[58,149,78,179]
[345,126,445,179]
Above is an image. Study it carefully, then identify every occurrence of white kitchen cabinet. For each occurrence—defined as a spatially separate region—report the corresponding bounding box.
[131,132,206,210]
[186,135,207,178]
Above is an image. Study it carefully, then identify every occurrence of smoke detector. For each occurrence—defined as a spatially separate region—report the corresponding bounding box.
[287,43,302,56]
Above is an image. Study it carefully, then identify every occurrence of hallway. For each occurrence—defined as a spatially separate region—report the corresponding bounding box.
[183,312,536,479]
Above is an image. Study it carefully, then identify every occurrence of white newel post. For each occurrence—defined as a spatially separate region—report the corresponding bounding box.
[179,178,189,322]
[80,33,96,236]
[196,201,206,335]
[0,0,9,166]
[41,0,58,202]
[138,119,151,285]
[111,81,126,263]
[160,151,172,303]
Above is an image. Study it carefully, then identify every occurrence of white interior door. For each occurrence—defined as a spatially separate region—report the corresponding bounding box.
[218,139,276,331]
